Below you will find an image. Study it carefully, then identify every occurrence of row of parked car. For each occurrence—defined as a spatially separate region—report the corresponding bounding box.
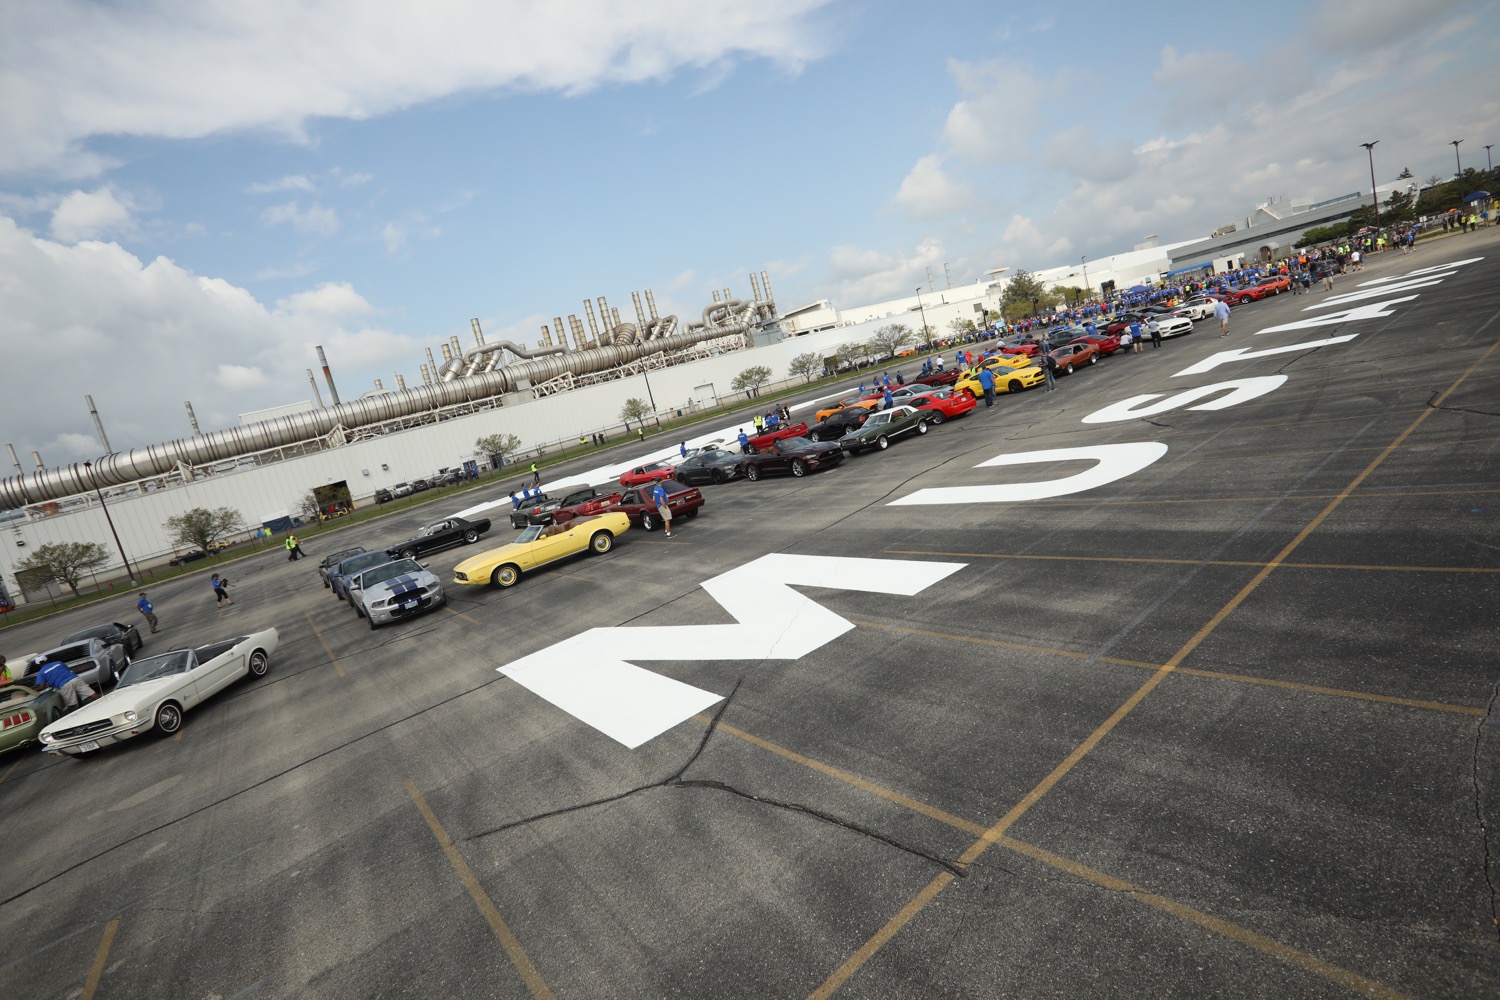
[373,468,468,503]
[1,619,147,753]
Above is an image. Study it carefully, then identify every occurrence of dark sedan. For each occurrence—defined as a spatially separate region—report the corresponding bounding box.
[318,546,368,588]
[62,621,144,655]
[806,408,872,443]
[386,515,491,559]
[330,550,398,602]
[608,479,705,531]
[673,448,745,486]
[739,437,844,480]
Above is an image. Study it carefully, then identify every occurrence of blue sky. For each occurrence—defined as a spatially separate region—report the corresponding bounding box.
[1,0,1496,466]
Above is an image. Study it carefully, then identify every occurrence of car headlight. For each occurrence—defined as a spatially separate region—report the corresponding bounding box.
[123,711,137,722]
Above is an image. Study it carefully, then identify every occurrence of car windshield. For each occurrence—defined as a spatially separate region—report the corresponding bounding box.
[517,524,545,543]
[774,437,814,451]
[864,413,890,426]
[117,650,194,687]
[324,547,364,567]
[359,559,423,587]
[419,522,447,536]
[63,625,112,642]
[339,552,393,576]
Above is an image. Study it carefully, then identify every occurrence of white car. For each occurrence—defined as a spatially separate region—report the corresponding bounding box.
[38,628,279,756]
[1153,314,1195,338]
[1175,296,1223,321]
[347,557,446,629]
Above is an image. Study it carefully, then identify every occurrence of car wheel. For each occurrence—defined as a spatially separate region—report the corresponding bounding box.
[153,701,183,737]
[248,650,270,678]
[808,429,822,442]
[1008,379,1023,393]
[686,508,699,519]
[642,512,657,531]
[928,411,945,425]
[746,465,761,481]
[710,468,727,484]
[590,531,614,554]
[791,459,807,477]
[916,420,929,435]
[322,577,330,589]
[369,614,381,631]
[877,435,890,450]
[1087,354,1097,365]
[493,564,521,588]
[400,548,417,560]
[1064,363,1075,375]
[463,530,479,544]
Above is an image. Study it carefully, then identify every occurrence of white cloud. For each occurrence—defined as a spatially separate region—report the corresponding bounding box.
[246,174,317,194]
[215,364,268,389]
[823,238,947,305]
[260,202,339,237]
[0,0,834,177]
[50,187,134,242]
[277,282,372,317]
[893,155,970,218]
[941,59,1049,163]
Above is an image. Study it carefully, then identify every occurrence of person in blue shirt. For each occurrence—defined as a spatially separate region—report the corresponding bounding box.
[510,491,521,509]
[679,441,688,459]
[976,366,997,408]
[211,573,233,608]
[32,657,96,710]
[738,429,750,454]
[137,592,158,633]
[650,481,674,538]
[883,388,895,410]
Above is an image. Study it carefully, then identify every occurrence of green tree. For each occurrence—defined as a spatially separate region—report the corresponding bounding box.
[947,317,977,338]
[731,365,773,396]
[787,352,824,382]
[868,324,914,358]
[17,541,110,597]
[620,398,652,425]
[166,506,245,553]
[834,341,868,372]
[999,268,1054,321]
[297,491,322,521]
[476,433,522,460]
[1382,188,1416,223]
[1298,222,1351,246]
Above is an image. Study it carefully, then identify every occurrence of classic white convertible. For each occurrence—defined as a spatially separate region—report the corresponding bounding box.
[38,627,279,757]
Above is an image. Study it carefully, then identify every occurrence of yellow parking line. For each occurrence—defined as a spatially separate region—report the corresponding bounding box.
[81,916,120,1000]
[443,606,484,626]
[302,611,347,678]
[812,332,1500,997]
[884,550,1500,574]
[849,619,1485,718]
[404,780,554,999]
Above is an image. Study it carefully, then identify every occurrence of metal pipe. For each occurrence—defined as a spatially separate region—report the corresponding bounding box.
[631,291,646,333]
[597,297,611,343]
[32,451,44,470]
[306,368,325,408]
[86,395,112,453]
[420,363,432,385]
[6,444,22,477]
[395,373,406,391]
[316,346,342,405]
[760,271,774,310]
[425,347,438,378]
[645,289,658,321]
[569,315,585,351]
[553,317,566,348]
[185,401,202,436]
[749,272,762,302]
[583,300,600,343]
[471,317,485,346]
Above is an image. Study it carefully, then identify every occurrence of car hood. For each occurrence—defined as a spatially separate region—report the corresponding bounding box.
[773,441,844,457]
[363,570,441,601]
[42,676,183,733]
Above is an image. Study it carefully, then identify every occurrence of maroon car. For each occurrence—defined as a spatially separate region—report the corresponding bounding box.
[739,436,844,480]
[608,479,705,531]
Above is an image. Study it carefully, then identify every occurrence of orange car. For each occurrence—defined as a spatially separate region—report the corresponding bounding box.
[815,396,882,423]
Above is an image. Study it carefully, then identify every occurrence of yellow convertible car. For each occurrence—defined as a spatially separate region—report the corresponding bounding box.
[453,512,630,588]
[955,365,1046,397]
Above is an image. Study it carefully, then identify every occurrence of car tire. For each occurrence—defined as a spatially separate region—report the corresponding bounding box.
[711,469,727,484]
[877,435,890,450]
[791,459,806,477]
[153,701,183,737]
[808,429,821,442]
[916,420,929,435]
[248,650,270,678]
[590,531,614,554]
[369,615,380,631]
[1087,354,1097,365]
[642,513,657,531]
[1008,379,1023,393]
[746,465,761,481]
[493,564,521,588]
[686,509,699,519]
[400,548,417,560]
[463,530,479,544]
[1064,363,1075,375]
[928,412,945,425]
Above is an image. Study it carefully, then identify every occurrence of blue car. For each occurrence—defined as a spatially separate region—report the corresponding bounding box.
[329,550,397,602]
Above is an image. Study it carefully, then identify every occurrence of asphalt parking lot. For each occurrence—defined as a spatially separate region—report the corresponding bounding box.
[2,230,1497,999]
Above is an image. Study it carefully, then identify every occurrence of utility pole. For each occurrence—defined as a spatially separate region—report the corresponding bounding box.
[1360,141,1379,226]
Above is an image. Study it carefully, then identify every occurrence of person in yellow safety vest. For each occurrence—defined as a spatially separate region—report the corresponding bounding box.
[285,534,303,561]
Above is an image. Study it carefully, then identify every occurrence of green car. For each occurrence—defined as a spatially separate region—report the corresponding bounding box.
[0,684,64,754]
[838,405,931,454]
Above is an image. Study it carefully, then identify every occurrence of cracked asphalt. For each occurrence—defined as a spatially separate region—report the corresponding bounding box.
[1,230,1497,999]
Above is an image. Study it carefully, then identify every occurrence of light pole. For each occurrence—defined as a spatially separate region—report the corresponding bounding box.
[914,287,931,352]
[1081,255,1089,300]
[1451,139,1463,178]
[82,460,136,585]
[1485,144,1494,174]
[1359,141,1380,226]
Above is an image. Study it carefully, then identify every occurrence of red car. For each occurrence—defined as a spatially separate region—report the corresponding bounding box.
[1222,276,1290,304]
[747,422,809,452]
[915,368,961,387]
[608,479,705,532]
[1001,341,1041,357]
[619,462,675,487]
[1067,333,1122,356]
[903,388,977,424]
[550,489,623,522]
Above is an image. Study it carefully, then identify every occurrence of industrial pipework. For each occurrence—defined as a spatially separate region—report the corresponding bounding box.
[2,278,778,509]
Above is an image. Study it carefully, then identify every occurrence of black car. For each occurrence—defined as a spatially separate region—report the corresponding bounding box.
[168,550,209,567]
[806,408,871,443]
[510,486,608,528]
[318,545,368,588]
[738,437,844,480]
[374,487,394,503]
[409,478,431,492]
[62,621,144,655]
[673,448,745,486]
[386,516,491,559]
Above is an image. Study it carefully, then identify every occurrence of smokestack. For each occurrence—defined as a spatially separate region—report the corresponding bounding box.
[644,289,658,320]
[471,317,485,347]
[553,316,566,347]
[583,300,600,342]
[723,287,732,303]
[425,346,438,378]
[597,296,611,341]
[420,363,432,385]
[749,273,762,302]
[440,343,453,362]
[306,368,325,408]
[315,345,342,405]
[85,395,112,453]
[373,378,384,390]
[631,291,646,332]
[6,444,22,477]
[712,289,721,302]
[760,271,774,307]
[395,373,407,391]
[569,315,586,351]
[448,335,462,360]
[185,401,202,436]
[611,307,621,331]
[32,451,44,470]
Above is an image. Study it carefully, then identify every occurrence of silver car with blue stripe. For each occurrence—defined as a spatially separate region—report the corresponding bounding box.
[347,558,446,629]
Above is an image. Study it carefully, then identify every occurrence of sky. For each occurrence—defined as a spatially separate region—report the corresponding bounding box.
[1,0,1497,469]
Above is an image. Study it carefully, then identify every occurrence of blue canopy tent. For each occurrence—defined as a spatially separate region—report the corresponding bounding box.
[1461,190,1491,203]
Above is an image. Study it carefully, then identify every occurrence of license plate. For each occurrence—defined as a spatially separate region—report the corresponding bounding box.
[400,600,418,610]
[77,741,100,752]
